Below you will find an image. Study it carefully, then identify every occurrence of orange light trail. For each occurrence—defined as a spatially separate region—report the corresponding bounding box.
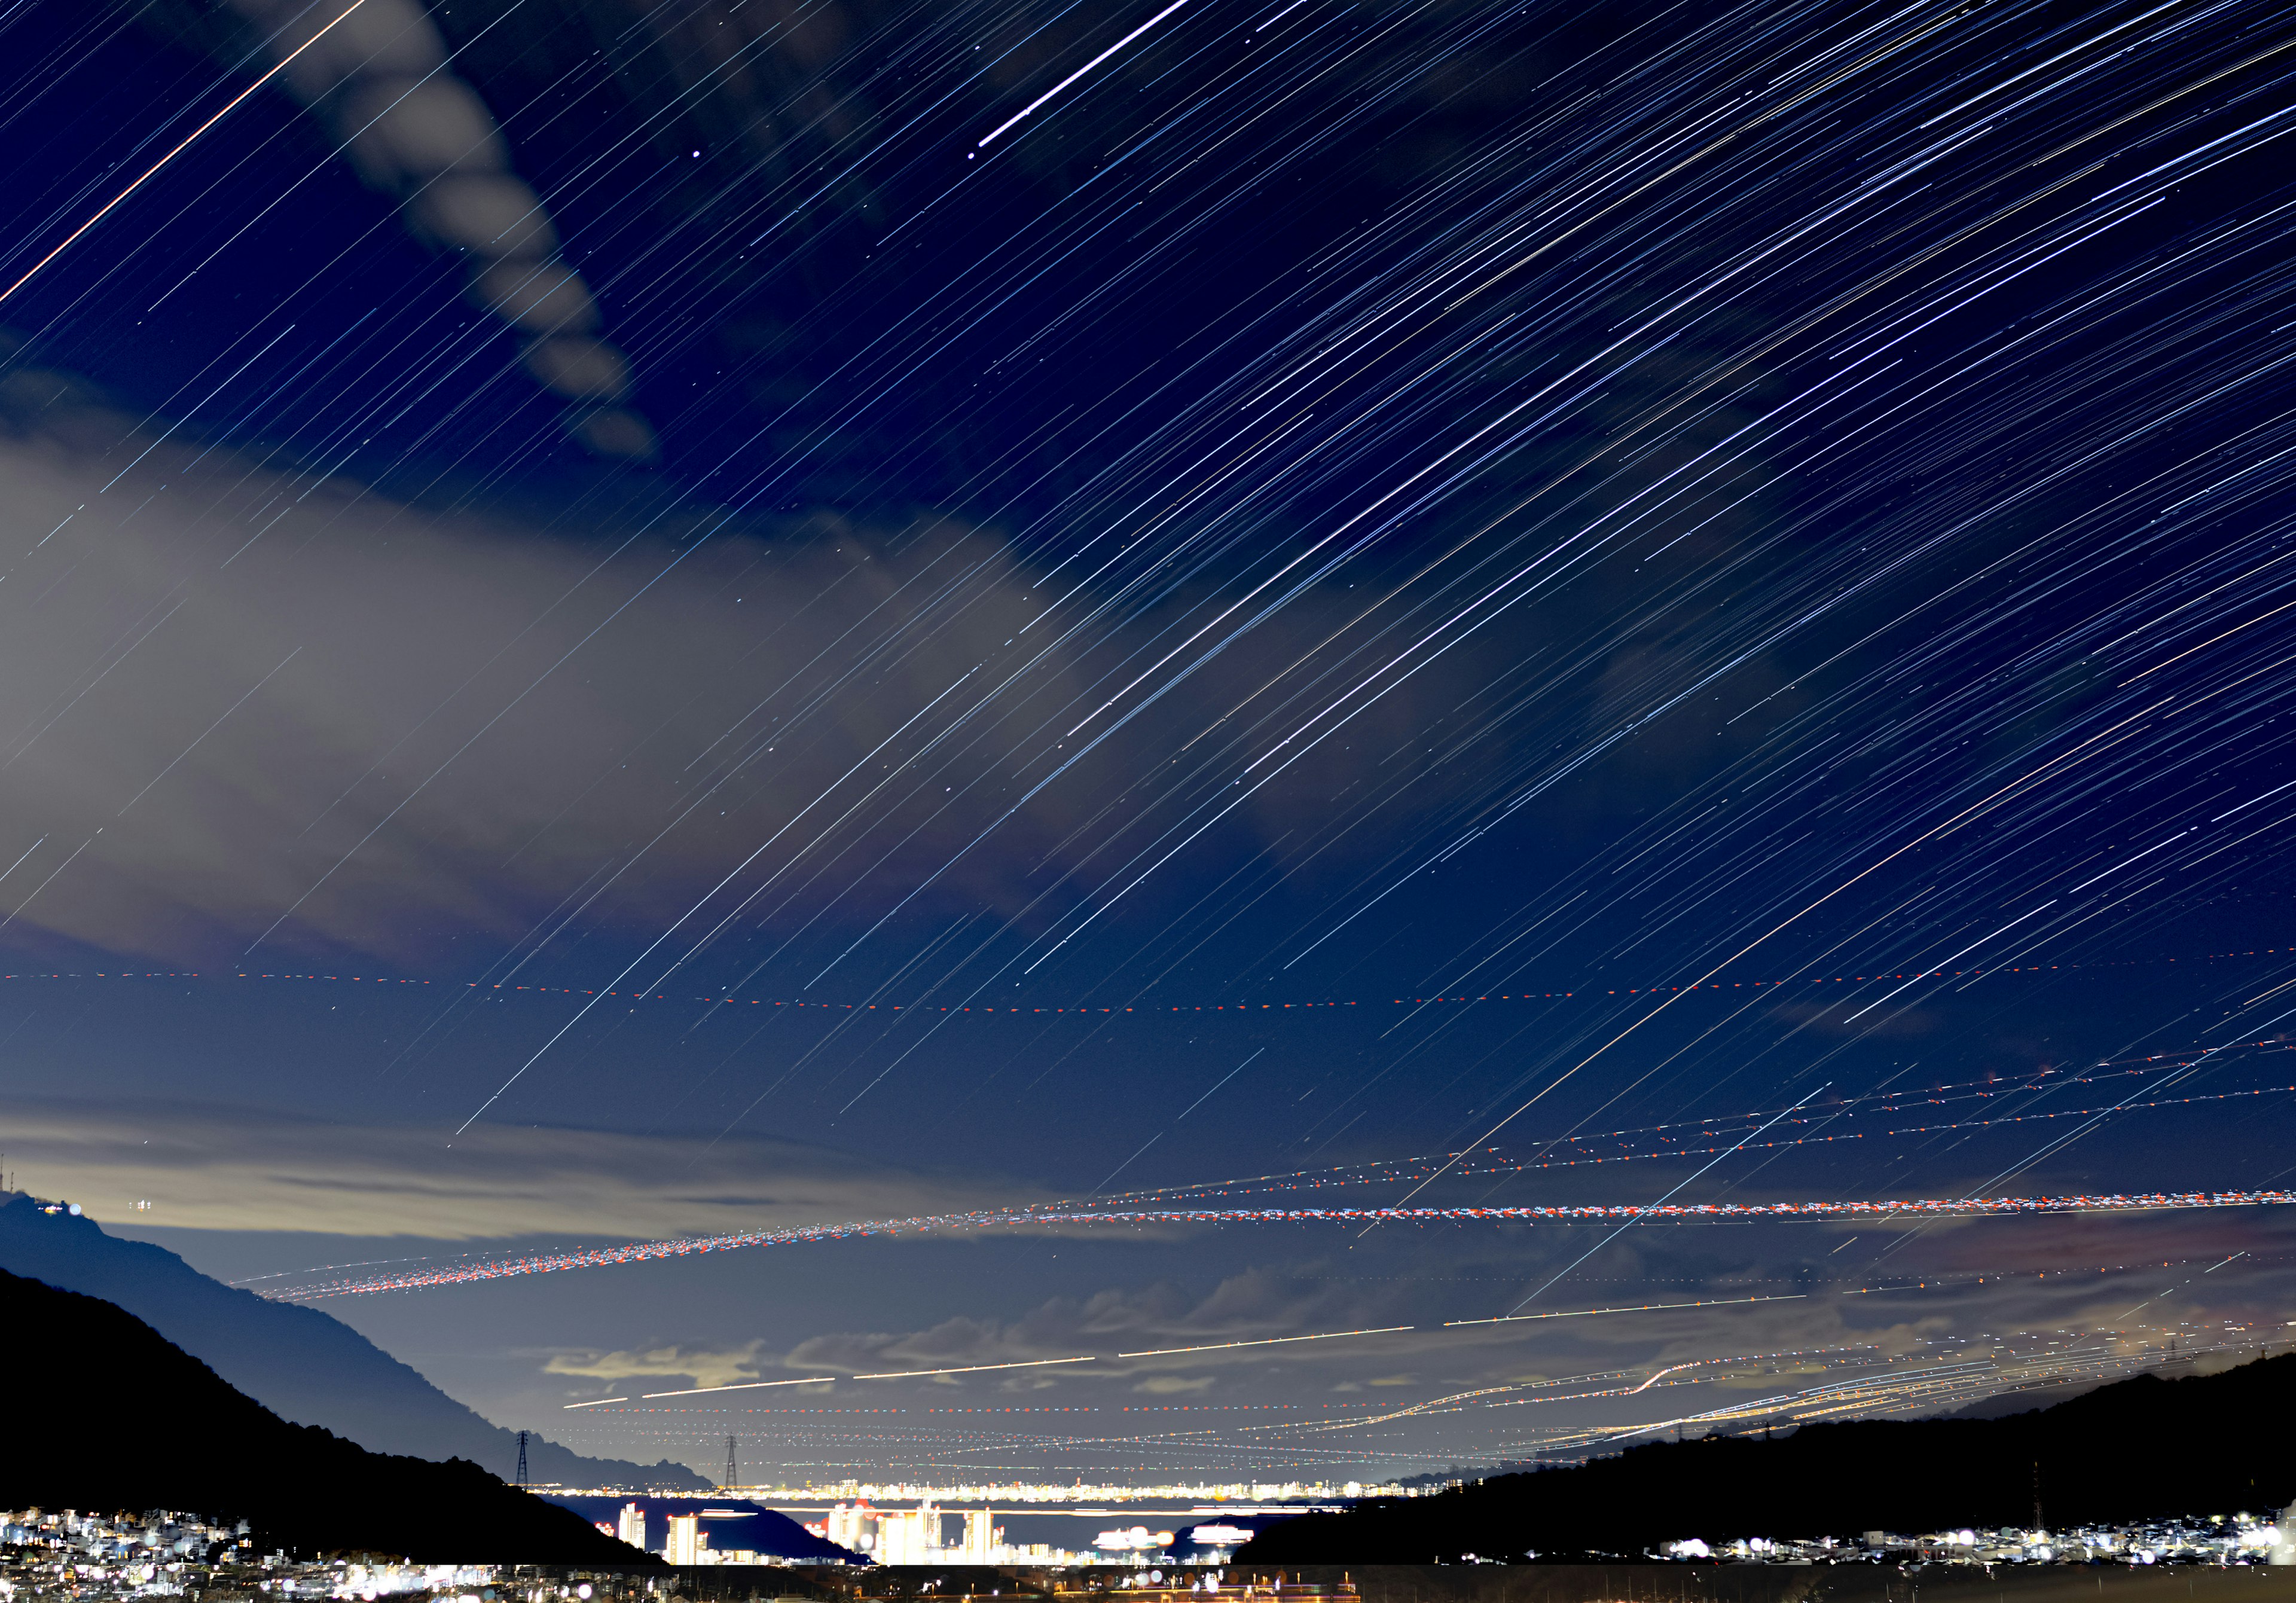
[0,0,376,307]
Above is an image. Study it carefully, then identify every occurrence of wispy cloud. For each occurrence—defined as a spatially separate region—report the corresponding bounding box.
[5,1097,1023,1237]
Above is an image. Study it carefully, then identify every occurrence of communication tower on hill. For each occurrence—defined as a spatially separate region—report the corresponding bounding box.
[724,1435,737,1491]
[516,1430,529,1489]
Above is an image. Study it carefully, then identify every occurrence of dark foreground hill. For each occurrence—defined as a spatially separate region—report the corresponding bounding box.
[1241,1351,2296,1562]
[0,1267,657,1562]
[0,1192,705,1489]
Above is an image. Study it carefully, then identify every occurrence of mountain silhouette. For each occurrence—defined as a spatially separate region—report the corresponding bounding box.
[0,1266,658,1562]
[1239,1351,2296,1561]
[0,1192,705,1490]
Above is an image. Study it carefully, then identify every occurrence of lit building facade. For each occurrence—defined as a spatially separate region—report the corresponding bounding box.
[615,1503,646,1551]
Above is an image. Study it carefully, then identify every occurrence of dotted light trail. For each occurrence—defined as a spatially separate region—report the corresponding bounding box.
[850,1356,1099,1380]
[638,1375,839,1400]
[8,938,2285,1013]
[553,1321,1860,1416]
[1442,1293,1805,1327]
[275,1189,2296,1300]
[1115,1326,1415,1358]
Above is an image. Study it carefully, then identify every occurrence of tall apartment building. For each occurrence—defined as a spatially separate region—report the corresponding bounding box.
[873,1504,942,1565]
[665,1513,704,1565]
[615,1504,648,1551]
[826,1502,869,1552]
[958,1509,1000,1562]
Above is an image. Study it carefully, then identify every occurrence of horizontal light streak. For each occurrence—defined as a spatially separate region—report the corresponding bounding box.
[850,1356,1098,1379]
[1445,1294,1805,1327]
[639,1376,837,1399]
[272,1190,2296,1299]
[69,937,2294,1012]
[560,1396,628,1408]
[1118,1325,1415,1357]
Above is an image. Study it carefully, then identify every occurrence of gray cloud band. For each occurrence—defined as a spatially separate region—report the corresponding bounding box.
[6,1097,1014,1237]
[226,0,657,459]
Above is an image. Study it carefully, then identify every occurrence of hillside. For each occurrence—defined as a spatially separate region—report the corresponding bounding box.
[1240,1351,2296,1561]
[0,1267,657,1562]
[0,1192,705,1489]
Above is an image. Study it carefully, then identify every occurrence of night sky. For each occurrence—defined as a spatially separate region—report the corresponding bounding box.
[4,0,2296,1485]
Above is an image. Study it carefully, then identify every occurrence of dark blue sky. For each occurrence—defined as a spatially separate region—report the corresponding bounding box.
[4,0,2296,1482]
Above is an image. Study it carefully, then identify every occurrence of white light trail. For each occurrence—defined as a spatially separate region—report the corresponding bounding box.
[1117,1325,1415,1357]
[978,0,1197,148]
[639,1376,839,1399]
[850,1356,1098,1379]
[1444,1294,1806,1327]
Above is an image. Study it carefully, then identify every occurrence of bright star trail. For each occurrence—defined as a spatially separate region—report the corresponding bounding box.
[5,0,2296,1485]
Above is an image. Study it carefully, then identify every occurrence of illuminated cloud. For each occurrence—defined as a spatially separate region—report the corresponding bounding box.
[545,1341,766,1391]
[5,1097,1019,1238]
[0,352,1035,964]
[0,346,1489,970]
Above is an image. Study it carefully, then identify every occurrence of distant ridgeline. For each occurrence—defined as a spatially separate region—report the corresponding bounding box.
[0,1192,707,1491]
[1240,1353,2296,1562]
[0,1268,654,1563]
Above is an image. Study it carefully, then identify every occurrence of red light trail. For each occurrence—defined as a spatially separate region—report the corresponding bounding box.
[274,1189,2296,1300]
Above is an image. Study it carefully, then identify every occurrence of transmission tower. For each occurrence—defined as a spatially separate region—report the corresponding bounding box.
[516,1429,529,1489]
[723,1435,738,1491]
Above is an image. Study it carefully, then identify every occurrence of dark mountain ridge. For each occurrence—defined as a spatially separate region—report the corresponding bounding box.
[1241,1351,2296,1562]
[0,1266,656,1562]
[0,1191,706,1490]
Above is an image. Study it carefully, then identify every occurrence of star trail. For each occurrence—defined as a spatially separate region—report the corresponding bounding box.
[2,0,2294,1482]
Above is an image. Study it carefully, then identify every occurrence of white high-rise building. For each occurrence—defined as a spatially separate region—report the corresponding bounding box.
[665,1513,705,1565]
[872,1511,903,1565]
[873,1504,941,1565]
[826,1502,869,1552]
[615,1504,647,1551]
[875,1510,918,1565]
[958,1509,998,1562]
